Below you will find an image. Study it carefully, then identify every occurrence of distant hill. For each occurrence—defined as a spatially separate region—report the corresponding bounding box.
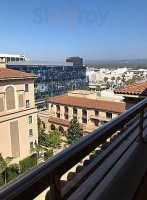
[85,59,147,68]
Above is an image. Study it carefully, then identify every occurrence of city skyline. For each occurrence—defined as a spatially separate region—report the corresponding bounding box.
[1,0,147,61]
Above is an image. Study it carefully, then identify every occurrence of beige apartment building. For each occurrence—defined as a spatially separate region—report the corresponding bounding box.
[39,90,126,134]
[0,67,38,163]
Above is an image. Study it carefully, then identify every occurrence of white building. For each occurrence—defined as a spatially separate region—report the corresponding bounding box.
[0,53,27,63]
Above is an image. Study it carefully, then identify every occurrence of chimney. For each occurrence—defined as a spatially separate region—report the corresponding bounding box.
[0,57,6,68]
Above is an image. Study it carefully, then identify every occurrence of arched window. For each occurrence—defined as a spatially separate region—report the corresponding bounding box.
[64,106,68,113]
[51,124,55,130]
[59,126,64,133]
[73,107,77,115]
[82,109,87,116]
[6,86,16,111]
[56,105,60,112]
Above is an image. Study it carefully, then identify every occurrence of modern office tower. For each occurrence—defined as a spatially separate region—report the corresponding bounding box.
[0,53,27,63]
[7,61,88,99]
[64,57,83,67]
[0,67,38,162]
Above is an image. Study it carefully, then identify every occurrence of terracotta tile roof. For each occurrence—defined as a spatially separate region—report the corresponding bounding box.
[0,68,38,80]
[48,116,84,128]
[49,94,125,113]
[114,82,147,96]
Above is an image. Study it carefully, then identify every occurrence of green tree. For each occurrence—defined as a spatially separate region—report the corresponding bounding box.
[104,77,108,82]
[30,141,47,164]
[67,119,83,145]
[105,81,111,89]
[45,130,61,148]
[116,76,121,82]
[0,153,13,184]
[111,77,115,81]
[96,85,101,91]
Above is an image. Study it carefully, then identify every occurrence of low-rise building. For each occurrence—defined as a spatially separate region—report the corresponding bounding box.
[114,82,147,109]
[39,90,126,134]
[0,67,38,163]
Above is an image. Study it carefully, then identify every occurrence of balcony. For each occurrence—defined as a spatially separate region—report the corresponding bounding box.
[1,99,147,200]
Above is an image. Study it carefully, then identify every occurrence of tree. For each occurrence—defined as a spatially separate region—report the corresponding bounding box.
[67,119,83,145]
[105,81,111,89]
[30,141,47,164]
[116,76,121,82]
[104,77,108,82]
[96,85,101,91]
[111,77,115,81]
[0,153,13,184]
[45,130,61,148]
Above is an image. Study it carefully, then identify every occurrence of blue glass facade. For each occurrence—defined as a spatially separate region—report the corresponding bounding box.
[7,63,88,99]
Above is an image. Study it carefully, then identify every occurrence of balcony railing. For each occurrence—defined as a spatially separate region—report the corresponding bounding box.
[1,99,147,200]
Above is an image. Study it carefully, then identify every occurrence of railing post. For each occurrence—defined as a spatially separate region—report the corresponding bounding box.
[137,109,144,143]
[50,173,61,200]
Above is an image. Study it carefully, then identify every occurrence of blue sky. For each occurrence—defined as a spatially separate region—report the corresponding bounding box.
[0,0,147,61]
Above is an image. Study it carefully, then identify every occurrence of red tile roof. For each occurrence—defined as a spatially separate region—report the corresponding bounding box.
[48,116,84,128]
[0,68,38,80]
[114,82,147,96]
[49,94,125,113]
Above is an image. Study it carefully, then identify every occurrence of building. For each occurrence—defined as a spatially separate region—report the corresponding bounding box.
[0,53,27,63]
[7,61,87,99]
[0,67,38,163]
[64,57,83,67]
[114,82,147,109]
[1,92,147,200]
[0,57,6,68]
[39,90,125,134]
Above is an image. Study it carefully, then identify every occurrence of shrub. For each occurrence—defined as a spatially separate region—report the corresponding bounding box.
[6,164,19,182]
[44,149,53,161]
[19,154,37,173]
[0,173,4,187]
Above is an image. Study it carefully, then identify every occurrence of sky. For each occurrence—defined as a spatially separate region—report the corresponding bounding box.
[0,0,147,61]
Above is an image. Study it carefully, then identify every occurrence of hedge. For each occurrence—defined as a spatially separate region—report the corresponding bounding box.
[6,164,19,183]
[19,154,37,173]
[0,173,4,187]
[44,149,53,161]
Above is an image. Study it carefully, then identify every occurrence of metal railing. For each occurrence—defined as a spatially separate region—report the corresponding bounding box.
[1,99,147,200]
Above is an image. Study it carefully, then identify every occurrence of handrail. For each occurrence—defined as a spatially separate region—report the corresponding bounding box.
[1,98,147,200]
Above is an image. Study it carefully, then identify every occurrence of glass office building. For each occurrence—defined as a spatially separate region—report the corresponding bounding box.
[7,61,88,99]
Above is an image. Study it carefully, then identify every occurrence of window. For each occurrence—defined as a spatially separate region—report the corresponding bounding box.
[65,114,68,120]
[106,112,112,119]
[73,107,77,115]
[95,110,99,116]
[82,118,87,124]
[6,86,16,111]
[29,129,33,137]
[28,116,33,124]
[26,100,30,108]
[30,142,33,149]
[57,113,60,118]
[94,120,99,126]
[25,84,29,92]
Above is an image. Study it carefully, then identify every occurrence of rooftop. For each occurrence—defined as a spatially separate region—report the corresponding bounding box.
[115,82,147,96]
[0,67,37,80]
[7,60,73,67]
[49,93,126,113]
[48,116,84,128]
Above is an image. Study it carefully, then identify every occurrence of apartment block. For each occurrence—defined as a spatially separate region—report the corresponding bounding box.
[0,67,38,162]
[39,90,126,134]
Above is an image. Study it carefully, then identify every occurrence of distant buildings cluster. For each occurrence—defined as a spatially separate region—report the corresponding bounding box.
[0,54,87,99]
